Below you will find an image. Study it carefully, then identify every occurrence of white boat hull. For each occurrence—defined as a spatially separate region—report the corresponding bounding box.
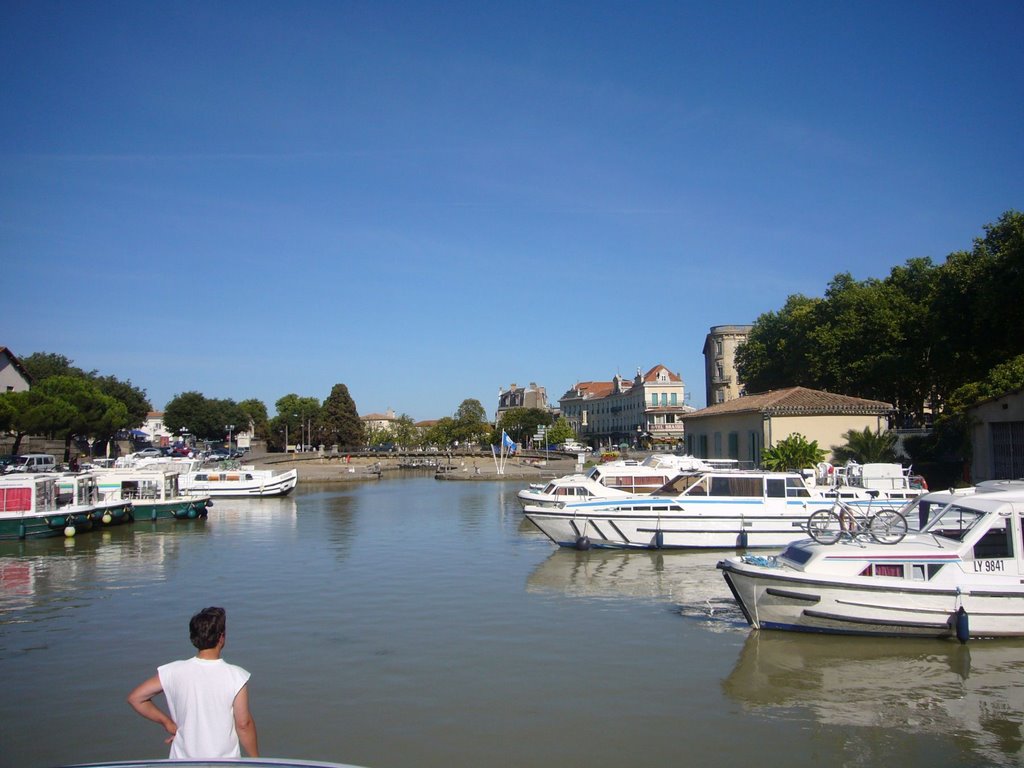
[180,468,298,497]
[719,557,1024,638]
[524,499,829,549]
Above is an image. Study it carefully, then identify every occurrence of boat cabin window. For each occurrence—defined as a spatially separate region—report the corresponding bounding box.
[766,479,786,498]
[709,476,762,497]
[922,504,987,542]
[786,477,812,498]
[669,475,707,496]
[972,523,1014,560]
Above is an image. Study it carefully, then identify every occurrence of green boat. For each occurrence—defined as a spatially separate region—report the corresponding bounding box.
[1,474,132,540]
[91,469,212,521]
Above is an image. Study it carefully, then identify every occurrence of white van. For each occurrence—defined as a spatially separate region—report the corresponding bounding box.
[5,454,58,473]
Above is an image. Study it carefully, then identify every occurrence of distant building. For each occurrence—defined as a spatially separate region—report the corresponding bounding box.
[0,346,31,393]
[968,388,1024,482]
[144,412,171,446]
[362,408,400,433]
[703,325,752,406]
[560,365,693,449]
[683,386,893,465]
[496,382,550,421]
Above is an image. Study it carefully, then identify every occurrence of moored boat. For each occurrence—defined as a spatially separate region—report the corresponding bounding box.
[717,483,1024,639]
[178,466,298,497]
[524,467,836,550]
[0,473,131,540]
[517,454,708,509]
[91,469,212,521]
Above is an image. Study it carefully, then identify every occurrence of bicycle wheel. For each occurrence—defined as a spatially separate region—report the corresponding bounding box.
[807,509,842,544]
[868,509,908,544]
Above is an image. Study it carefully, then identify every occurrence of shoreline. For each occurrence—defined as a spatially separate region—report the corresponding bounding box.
[247,451,581,483]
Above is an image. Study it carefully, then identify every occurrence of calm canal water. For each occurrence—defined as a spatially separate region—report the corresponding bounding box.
[1,477,1022,767]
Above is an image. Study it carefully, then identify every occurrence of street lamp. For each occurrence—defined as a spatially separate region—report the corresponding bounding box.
[225,424,235,452]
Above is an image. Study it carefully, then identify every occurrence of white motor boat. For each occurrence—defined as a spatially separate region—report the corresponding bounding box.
[524,468,836,550]
[517,454,708,509]
[516,473,636,509]
[717,482,1024,639]
[178,466,298,497]
[812,461,927,508]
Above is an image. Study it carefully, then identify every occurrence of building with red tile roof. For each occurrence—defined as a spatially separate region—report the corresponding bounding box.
[682,386,894,464]
[559,364,693,449]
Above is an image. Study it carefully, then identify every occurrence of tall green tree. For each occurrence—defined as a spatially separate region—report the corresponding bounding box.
[423,417,456,449]
[735,294,823,393]
[318,385,363,448]
[21,351,151,427]
[496,407,552,445]
[452,398,490,446]
[238,399,270,440]
[164,392,248,442]
[547,416,576,445]
[34,376,131,461]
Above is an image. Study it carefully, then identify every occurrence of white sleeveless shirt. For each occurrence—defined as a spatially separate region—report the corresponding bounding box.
[158,657,251,759]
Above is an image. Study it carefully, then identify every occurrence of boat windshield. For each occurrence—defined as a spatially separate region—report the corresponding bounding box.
[655,473,705,497]
[920,503,988,542]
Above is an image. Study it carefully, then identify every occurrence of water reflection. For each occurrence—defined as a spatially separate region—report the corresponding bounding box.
[526,548,748,630]
[0,522,205,616]
[207,496,298,528]
[724,631,1024,765]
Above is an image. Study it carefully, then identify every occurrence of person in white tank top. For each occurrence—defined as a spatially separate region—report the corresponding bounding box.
[128,606,259,758]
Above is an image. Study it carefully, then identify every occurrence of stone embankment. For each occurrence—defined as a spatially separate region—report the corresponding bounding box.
[248,451,580,483]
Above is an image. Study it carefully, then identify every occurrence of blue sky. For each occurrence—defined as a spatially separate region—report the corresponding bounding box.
[3,1,1022,421]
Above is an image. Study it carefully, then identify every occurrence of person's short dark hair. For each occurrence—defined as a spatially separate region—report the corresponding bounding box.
[189,606,226,650]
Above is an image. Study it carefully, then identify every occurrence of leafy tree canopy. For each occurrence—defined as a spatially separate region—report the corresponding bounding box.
[452,398,490,445]
[496,407,552,444]
[736,210,1024,426]
[20,351,151,426]
[164,391,248,442]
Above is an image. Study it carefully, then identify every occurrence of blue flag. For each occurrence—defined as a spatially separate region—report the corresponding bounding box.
[501,430,516,452]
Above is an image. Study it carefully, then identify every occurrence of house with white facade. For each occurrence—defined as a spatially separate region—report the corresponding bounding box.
[560,365,693,449]
[0,347,31,393]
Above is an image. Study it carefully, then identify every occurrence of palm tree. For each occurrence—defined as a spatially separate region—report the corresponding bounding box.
[831,427,898,464]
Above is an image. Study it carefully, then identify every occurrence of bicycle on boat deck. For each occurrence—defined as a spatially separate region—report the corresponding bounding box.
[806,489,909,545]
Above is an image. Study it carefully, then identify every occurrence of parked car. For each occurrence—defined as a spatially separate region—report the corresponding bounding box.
[133,447,164,459]
[4,453,58,473]
[205,448,232,462]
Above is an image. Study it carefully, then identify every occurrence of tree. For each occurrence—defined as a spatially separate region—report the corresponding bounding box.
[20,351,151,427]
[319,384,363,448]
[92,374,151,426]
[735,294,823,393]
[422,417,456,449]
[388,413,419,448]
[761,433,827,472]
[831,427,898,464]
[164,392,248,442]
[20,352,83,382]
[34,375,131,461]
[0,390,35,454]
[452,398,489,446]
[546,416,575,446]
[946,354,1024,413]
[496,407,551,445]
[238,399,270,440]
